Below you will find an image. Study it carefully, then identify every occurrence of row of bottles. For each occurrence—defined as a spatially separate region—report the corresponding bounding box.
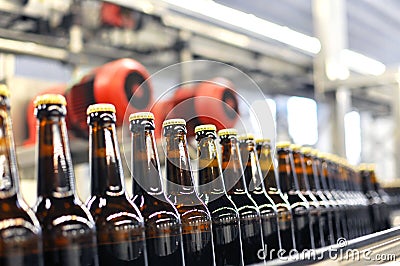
[0,89,394,266]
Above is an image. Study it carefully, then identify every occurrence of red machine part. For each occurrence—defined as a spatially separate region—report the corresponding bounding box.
[66,58,154,138]
[24,85,67,146]
[170,78,239,136]
[101,2,136,29]
[150,99,175,139]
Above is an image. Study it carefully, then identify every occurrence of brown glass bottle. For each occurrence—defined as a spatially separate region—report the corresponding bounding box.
[368,165,391,230]
[0,85,43,266]
[33,94,98,266]
[290,145,320,249]
[195,125,244,266]
[256,139,295,253]
[86,104,147,266]
[325,156,350,239]
[218,129,264,264]
[315,152,342,242]
[359,164,384,233]
[163,119,215,266]
[302,148,334,246]
[130,112,184,266]
[277,142,312,252]
[238,135,280,259]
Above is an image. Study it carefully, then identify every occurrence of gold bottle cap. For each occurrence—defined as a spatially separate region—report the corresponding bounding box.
[310,149,319,156]
[162,118,186,127]
[238,133,255,141]
[34,94,66,107]
[358,163,368,171]
[86,103,116,115]
[276,141,291,149]
[317,152,329,159]
[218,128,238,136]
[129,112,155,121]
[255,138,271,144]
[0,84,10,97]
[289,144,302,151]
[300,147,312,154]
[194,124,216,133]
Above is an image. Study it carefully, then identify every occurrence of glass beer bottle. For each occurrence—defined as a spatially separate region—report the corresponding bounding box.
[0,85,43,266]
[256,139,295,253]
[301,147,334,246]
[290,144,321,249]
[276,142,313,251]
[33,94,98,266]
[86,104,147,265]
[130,112,184,266]
[218,129,264,264]
[238,135,280,258]
[195,124,244,266]
[163,119,215,266]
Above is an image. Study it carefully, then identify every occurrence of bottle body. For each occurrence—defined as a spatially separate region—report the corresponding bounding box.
[239,137,280,258]
[219,130,264,264]
[0,89,43,266]
[196,126,243,266]
[86,105,147,265]
[163,119,215,266]
[277,143,313,252]
[256,140,295,253]
[34,95,98,266]
[130,113,184,266]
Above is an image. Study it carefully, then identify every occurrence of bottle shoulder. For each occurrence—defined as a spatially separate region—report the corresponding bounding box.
[35,195,95,229]
[132,194,181,224]
[0,196,41,235]
[206,195,239,220]
[87,194,143,226]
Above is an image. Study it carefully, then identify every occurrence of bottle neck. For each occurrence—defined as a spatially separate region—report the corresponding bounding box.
[315,158,328,191]
[196,134,226,198]
[277,148,299,193]
[131,122,164,196]
[0,108,19,198]
[220,137,247,194]
[256,143,280,191]
[165,131,196,195]
[37,113,75,198]
[89,120,125,196]
[304,154,317,191]
[292,151,310,192]
[239,141,265,193]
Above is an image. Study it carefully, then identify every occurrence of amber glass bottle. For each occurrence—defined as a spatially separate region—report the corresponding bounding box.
[359,164,384,233]
[0,85,43,266]
[130,112,184,266]
[290,144,321,249]
[276,142,312,251]
[302,148,334,246]
[325,155,349,239]
[33,94,98,266]
[86,104,147,266]
[256,139,295,253]
[218,129,264,264]
[163,119,215,266]
[316,152,342,242]
[368,165,391,230]
[195,125,244,266]
[238,134,280,258]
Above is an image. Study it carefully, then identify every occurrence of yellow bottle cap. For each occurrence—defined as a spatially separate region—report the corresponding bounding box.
[317,152,329,159]
[0,84,10,97]
[238,133,255,141]
[289,144,302,151]
[34,94,66,107]
[194,124,216,133]
[86,103,116,115]
[300,147,312,154]
[255,138,271,144]
[310,149,319,156]
[129,112,155,121]
[162,118,186,127]
[218,128,238,136]
[276,141,291,149]
[358,163,368,171]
